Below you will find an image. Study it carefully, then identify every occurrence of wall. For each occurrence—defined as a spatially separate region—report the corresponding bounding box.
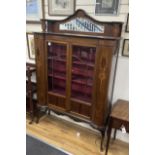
[26,0,129,142]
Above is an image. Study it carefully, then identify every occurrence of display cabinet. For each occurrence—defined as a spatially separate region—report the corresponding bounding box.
[34,10,122,148]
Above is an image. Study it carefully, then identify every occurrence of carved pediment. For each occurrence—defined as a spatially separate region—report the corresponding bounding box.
[42,9,122,37]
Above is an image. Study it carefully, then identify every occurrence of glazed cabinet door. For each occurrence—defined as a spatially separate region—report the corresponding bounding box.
[70,44,97,119]
[46,40,69,111]
[34,34,47,106]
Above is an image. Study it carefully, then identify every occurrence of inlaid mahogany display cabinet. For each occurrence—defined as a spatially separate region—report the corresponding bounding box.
[34,10,122,149]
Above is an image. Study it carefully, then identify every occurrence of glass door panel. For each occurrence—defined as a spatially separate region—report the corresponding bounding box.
[47,42,67,96]
[71,45,96,103]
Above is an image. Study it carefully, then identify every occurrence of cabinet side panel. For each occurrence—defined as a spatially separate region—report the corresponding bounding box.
[92,45,114,126]
[34,34,47,106]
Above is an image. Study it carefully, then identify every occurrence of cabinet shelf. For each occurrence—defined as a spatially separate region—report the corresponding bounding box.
[48,57,94,68]
[71,98,91,106]
[71,83,92,95]
[72,68,93,77]
[48,73,66,80]
[49,68,66,73]
[48,90,66,98]
[73,61,94,68]
[72,79,93,87]
[48,57,66,63]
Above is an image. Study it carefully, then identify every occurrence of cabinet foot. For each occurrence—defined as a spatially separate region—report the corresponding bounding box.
[100,128,106,151]
[29,112,34,124]
[48,109,51,115]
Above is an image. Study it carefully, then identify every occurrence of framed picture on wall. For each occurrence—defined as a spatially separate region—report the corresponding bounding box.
[95,0,120,15]
[26,33,35,60]
[122,39,129,57]
[48,0,75,16]
[26,0,43,23]
[125,13,129,32]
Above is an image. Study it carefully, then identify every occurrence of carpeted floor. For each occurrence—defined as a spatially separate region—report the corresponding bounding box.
[26,134,72,155]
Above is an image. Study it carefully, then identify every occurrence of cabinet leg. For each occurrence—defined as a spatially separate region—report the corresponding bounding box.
[100,129,106,151]
[36,104,42,124]
[36,107,40,124]
[36,117,39,124]
[29,112,34,124]
[36,106,49,123]
[48,109,51,115]
[105,126,112,155]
